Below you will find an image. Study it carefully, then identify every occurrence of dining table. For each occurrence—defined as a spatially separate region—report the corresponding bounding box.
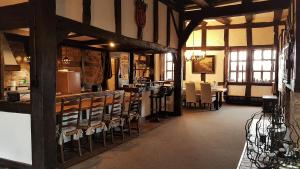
[183,87,227,110]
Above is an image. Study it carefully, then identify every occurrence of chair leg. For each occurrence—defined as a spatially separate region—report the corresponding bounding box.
[128,119,132,136]
[88,135,93,152]
[77,138,82,156]
[121,125,125,141]
[60,144,64,163]
[111,128,114,143]
[103,131,106,147]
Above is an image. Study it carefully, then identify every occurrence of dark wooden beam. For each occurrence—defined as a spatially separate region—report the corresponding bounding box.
[215,17,231,25]
[194,21,285,30]
[0,3,31,30]
[114,0,122,35]
[170,9,180,38]
[153,0,159,43]
[224,26,229,84]
[274,10,283,23]
[167,7,171,47]
[158,0,180,11]
[192,0,209,7]
[245,20,252,99]
[185,0,290,20]
[82,0,91,25]
[129,52,134,84]
[30,0,57,168]
[57,16,176,53]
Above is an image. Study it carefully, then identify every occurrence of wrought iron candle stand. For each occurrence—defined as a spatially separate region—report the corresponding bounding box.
[245,106,300,169]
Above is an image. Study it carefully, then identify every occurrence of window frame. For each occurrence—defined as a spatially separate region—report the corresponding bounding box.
[164,53,174,81]
[228,47,248,83]
[251,47,276,83]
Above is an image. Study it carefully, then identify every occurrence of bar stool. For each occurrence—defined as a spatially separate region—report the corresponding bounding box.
[163,86,174,116]
[149,86,167,122]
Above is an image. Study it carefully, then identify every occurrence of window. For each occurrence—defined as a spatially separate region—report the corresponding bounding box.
[252,48,276,83]
[228,49,247,82]
[164,53,174,80]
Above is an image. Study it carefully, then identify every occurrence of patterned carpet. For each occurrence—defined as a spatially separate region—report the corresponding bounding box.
[70,105,260,169]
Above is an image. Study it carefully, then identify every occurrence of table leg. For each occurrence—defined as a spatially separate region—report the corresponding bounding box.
[215,92,219,110]
[219,92,223,108]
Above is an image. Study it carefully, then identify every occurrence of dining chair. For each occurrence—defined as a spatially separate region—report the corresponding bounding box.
[57,96,82,163]
[185,82,200,108]
[79,93,108,152]
[124,88,143,136]
[105,90,125,143]
[200,83,216,110]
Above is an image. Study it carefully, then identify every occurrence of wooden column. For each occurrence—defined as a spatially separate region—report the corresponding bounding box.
[245,21,253,98]
[129,52,134,84]
[224,27,229,84]
[201,22,207,82]
[83,0,91,25]
[167,7,171,47]
[295,0,300,92]
[0,35,4,100]
[153,0,158,43]
[173,7,184,116]
[149,54,155,81]
[114,0,121,35]
[30,0,57,168]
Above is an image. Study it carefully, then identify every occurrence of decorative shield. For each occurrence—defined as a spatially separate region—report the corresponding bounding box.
[135,0,147,40]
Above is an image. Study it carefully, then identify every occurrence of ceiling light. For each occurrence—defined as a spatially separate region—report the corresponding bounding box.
[109,42,115,48]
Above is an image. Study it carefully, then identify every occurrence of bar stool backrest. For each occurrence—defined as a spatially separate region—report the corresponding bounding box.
[89,92,106,125]
[58,96,81,133]
[110,90,125,118]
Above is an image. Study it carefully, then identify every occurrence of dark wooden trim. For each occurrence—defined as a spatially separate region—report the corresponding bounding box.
[194,21,285,30]
[184,0,290,20]
[170,9,180,38]
[184,46,225,50]
[0,3,31,30]
[82,0,91,25]
[153,0,159,43]
[245,22,253,98]
[215,17,231,25]
[0,101,31,114]
[0,158,31,169]
[114,0,122,35]
[158,0,180,11]
[56,16,176,53]
[224,27,229,84]
[0,35,3,100]
[129,52,134,84]
[167,7,171,47]
[30,0,57,168]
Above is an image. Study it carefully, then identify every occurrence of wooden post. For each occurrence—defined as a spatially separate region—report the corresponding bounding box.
[114,0,122,35]
[153,0,158,43]
[295,0,300,92]
[83,0,91,25]
[0,35,4,100]
[129,52,134,84]
[167,7,171,47]
[30,0,57,168]
[224,27,229,84]
[245,21,253,99]
[173,6,184,116]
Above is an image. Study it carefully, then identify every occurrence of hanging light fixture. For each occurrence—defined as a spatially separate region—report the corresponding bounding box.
[245,106,300,169]
[62,48,71,65]
[185,31,206,62]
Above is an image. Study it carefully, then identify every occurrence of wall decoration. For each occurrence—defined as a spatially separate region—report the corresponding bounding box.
[135,0,147,40]
[192,55,215,74]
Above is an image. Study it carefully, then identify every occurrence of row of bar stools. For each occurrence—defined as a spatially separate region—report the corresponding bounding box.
[149,86,168,122]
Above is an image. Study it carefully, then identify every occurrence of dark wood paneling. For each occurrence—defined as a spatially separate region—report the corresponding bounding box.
[114,0,122,35]
[0,3,31,30]
[30,0,57,168]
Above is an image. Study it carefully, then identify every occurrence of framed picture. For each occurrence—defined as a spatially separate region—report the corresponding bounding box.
[192,55,215,74]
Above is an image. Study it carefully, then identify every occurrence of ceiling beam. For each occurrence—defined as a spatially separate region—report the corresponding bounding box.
[215,17,231,24]
[192,0,209,8]
[274,10,283,23]
[184,0,290,20]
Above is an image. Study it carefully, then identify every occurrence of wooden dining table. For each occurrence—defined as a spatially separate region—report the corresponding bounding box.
[183,87,227,110]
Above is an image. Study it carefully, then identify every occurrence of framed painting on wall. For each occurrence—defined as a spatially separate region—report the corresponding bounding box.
[192,55,215,74]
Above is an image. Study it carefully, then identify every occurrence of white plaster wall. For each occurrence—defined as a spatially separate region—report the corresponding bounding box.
[229,28,247,46]
[56,0,83,22]
[252,27,274,45]
[185,50,224,84]
[170,10,179,48]
[91,0,115,32]
[143,0,154,42]
[122,0,137,39]
[186,30,202,47]
[158,2,167,46]
[0,111,32,165]
[207,29,224,46]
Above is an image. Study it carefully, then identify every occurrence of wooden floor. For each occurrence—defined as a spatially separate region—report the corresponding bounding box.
[68,105,260,169]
